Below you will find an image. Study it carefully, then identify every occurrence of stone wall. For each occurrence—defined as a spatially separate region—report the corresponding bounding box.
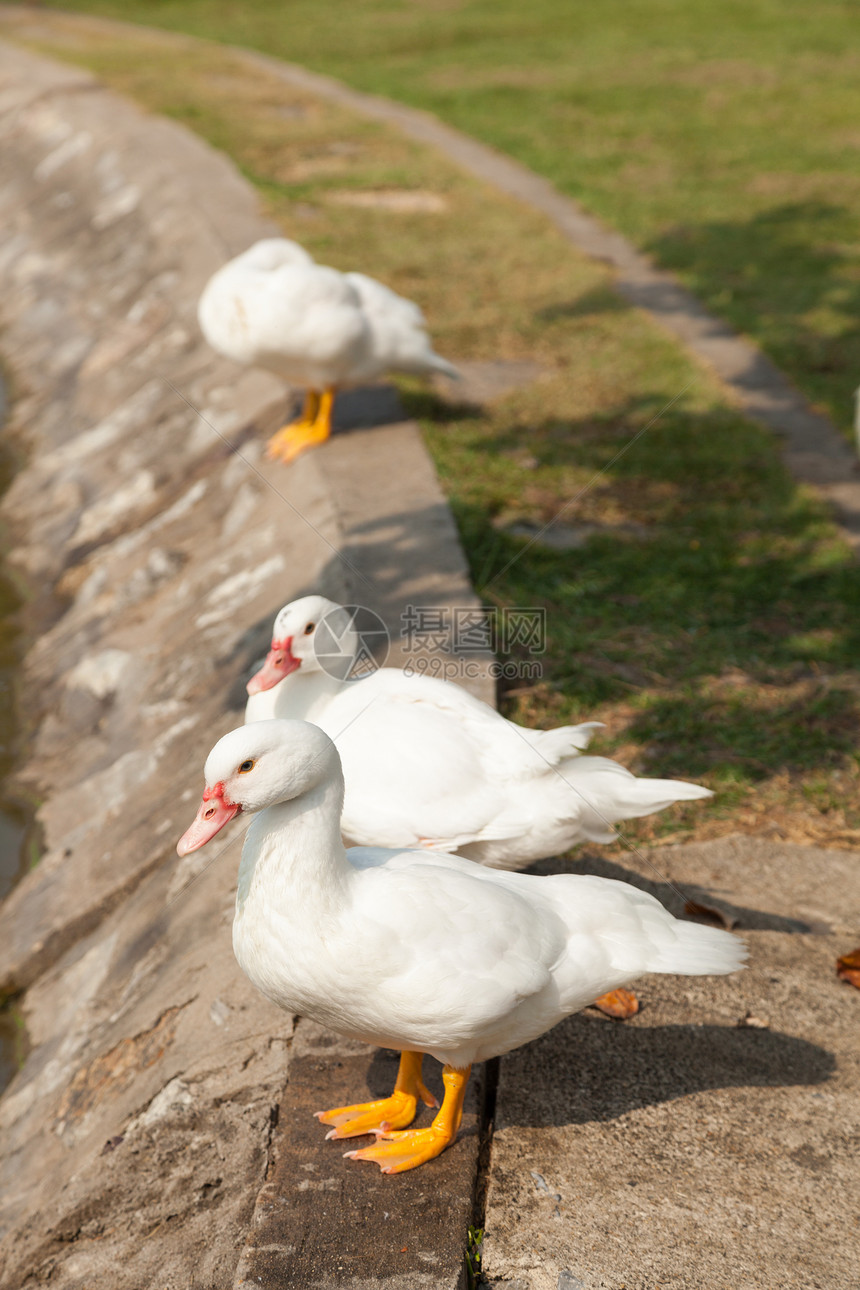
[0,43,482,1289]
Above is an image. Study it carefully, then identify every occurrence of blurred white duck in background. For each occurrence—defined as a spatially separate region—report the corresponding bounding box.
[244,595,713,869]
[198,238,457,464]
[177,720,746,1173]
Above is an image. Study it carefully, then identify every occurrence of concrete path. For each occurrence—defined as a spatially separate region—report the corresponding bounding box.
[0,27,858,1290]
[484,836,859,1289]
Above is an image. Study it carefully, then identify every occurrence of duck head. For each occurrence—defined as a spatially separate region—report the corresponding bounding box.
[246,595,359,694]
[177,719,339,855]
[237,237,314,272]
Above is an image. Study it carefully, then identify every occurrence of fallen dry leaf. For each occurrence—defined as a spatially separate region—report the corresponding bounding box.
[737,1012,770,1029]
[592,988,640,1019]
[684,899,739,930]
[836,947,860,990]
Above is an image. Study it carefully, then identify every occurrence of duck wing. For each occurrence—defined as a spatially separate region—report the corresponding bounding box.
[320,676,514,850]
[344,847,564,1043]
[343,849,745,1059]
[316,670,603,852]
[341,669,598,773]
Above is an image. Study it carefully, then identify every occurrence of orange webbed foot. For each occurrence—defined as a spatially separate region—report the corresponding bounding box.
[265,387,334,464]
[265,419,329,464]
[315,1083,438,1140]
[341,1061,471,1174]
[314,1051,437,1140]
[344,1123,455,1174]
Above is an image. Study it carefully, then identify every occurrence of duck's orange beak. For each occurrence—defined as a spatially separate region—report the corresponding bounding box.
[176,782,241,856]
[246,636,300,695]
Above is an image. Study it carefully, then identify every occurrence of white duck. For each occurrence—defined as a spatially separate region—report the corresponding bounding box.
[177,720,746,1173]
[197,238,457,464]
[244,596,713,869]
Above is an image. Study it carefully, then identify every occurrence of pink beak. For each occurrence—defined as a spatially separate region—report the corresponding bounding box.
[246,636,300,695]
[176,782,242,856]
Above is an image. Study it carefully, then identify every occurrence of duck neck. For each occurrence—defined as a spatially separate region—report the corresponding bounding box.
[237,770,349,913]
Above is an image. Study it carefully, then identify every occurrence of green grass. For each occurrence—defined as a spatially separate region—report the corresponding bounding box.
[31,0,860,438]
[5,13,860,851]
[0,999,28,1090]
[421,387,860,839]
[465,1224,484,1288]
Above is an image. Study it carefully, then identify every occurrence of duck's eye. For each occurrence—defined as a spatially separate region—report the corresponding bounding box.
[304,622,315,635]
[238,758,255,774]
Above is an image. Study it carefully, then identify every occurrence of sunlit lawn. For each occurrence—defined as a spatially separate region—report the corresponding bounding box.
[36,0,860,439]
[4,9,860,852]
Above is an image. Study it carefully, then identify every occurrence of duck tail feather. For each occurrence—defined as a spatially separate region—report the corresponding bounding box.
[649,919,747,976]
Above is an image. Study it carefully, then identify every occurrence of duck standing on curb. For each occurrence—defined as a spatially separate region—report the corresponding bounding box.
[245,596,713,868]
[177,720,746,1173]
[198,238,457,464]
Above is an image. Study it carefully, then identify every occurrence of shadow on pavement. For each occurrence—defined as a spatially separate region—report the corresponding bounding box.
[498,1013,835,1128]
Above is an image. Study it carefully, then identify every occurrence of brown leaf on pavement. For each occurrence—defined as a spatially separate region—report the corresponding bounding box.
[684,899,738,930]
[836,947,860,990]
[737,1011,770,1029]
[592,988,640,1019]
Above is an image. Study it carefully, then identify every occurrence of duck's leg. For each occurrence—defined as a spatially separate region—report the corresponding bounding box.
[344,1063,471,1173]
[265,390,318,461]
[315,1050,438,1140]
[265,386,335,464]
